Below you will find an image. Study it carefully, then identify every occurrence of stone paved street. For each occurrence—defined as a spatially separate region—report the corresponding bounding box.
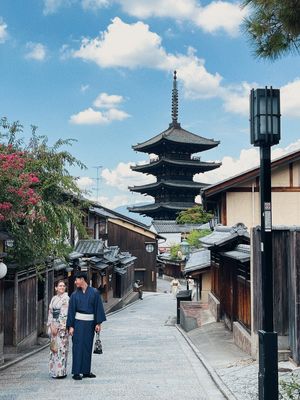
[0,290,226,400]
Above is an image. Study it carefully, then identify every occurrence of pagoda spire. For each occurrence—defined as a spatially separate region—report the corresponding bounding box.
[171,70,179,127]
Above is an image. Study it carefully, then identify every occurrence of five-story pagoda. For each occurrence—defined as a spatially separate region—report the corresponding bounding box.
[128,71,221,220]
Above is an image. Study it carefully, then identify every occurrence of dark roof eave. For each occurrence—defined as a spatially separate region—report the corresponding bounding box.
[203,149,300,198]
[132,125,220,153]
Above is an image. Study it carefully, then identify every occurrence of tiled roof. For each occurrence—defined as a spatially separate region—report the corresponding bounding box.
[131,158,221,172]
[75,240,105,256]
[200,223,249,248]
[90,206,151,230]
[152,220,209,234]
[184,249,211,273]
[133,124,219,152]
[129,180,207,192]
[129,202,196,213]
[53,258,68,271]
[221,244,250,262]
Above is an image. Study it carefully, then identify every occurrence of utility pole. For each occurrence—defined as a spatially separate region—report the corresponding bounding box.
[93,165,103,203]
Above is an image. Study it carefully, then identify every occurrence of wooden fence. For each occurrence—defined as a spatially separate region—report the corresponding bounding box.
[252,227,300,364]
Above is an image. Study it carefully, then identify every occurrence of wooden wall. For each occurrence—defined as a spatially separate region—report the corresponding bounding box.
[108,221,157,291]
[252,228,289,335]
[252,227,300,363]
[211,250,251,331]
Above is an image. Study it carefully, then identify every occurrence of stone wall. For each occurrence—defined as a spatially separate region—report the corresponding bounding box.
[208,291,220,322]
[233,321,251,355]
[180,302,202,332]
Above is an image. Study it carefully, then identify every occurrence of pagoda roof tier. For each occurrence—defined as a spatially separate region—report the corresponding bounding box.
[128,202,196,215]
[129,180,208,194]
[132,123,219,154]
[131,157,221,173]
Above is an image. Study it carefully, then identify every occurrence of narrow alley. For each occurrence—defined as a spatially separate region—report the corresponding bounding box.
[0,286,226,400]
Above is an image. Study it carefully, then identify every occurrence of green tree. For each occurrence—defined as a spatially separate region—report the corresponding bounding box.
[170,244,181,260]
[186,229,211,248]
[0,118,87,267]
[176,205,213,225]
[243,0,300,59]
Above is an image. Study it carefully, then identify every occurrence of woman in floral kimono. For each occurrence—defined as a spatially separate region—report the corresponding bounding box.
[47,280,69,379]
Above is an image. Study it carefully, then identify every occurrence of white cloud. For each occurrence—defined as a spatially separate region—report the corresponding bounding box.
[281,79,300,117]
[69,106,130,124]
[0,19,8,43]
[195,139,300,185]
[222,82,255,115]
[221,78,300,118]
[73,17,166,69]
[93,92,124,108]
[81,0,110,10]
[117,0,197,19]
[70,107,108,124]
[89,193,151,209]
[76,176,94,189]
[101,161,155,190]
[73,17,222,99]
[195,1,245,36]
[25,42,47,61]
[43,0,75,15]
[117,0,246,36]
[72,18,300,118]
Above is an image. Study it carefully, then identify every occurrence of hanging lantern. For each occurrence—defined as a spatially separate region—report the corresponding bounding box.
[0,261,7,279]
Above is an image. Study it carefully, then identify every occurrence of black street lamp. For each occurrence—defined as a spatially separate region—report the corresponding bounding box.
[250,87,281,400]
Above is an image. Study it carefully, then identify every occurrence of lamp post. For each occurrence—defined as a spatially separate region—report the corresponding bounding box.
[250,87,281,400]
[180,239,190,289]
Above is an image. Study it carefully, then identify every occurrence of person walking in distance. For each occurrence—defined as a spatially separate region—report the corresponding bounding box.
[133,280,143,300]
[170,277,181,298]
[67,271,106,380]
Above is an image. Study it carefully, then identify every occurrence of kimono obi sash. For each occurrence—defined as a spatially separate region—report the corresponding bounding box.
[75,312,94,321]
[52,308,60,320]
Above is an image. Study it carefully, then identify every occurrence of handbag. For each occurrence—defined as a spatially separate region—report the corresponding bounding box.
[93,332,103,354]
[50,338,58,353]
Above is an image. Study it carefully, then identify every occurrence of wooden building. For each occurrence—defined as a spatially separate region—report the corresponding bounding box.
[129,71,220,221]
[74,239,136,303]
[87,206,162,292]
[251,227,300,363]
[200,224,251,354]
[202,149,300,228]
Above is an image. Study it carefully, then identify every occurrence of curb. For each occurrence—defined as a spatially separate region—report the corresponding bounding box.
[0,342,50,372]
[176,324,238,400]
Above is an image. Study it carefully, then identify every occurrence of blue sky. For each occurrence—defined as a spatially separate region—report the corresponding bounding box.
[1,0,300,212]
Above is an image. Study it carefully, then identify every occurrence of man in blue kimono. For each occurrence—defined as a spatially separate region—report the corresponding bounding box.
[67,271,106,380]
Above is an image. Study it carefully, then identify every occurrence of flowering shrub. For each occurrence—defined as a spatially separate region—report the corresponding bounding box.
[0,118,87,266]
[0,146,42,222]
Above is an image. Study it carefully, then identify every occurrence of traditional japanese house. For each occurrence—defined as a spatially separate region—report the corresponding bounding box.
[202,148,300,228]
[200,224,251,353]
[156,252,186,279]
[129,71,221,221]
[87,206,162,292]
[74,239,136,304]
